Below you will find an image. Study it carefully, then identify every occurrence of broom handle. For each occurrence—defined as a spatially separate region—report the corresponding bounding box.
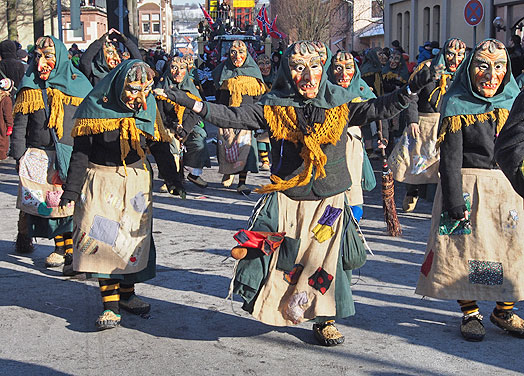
[376,120,388,167]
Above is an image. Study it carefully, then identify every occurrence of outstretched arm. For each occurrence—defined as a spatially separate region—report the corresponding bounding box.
[157,88,267,130]
[495,91,524,198]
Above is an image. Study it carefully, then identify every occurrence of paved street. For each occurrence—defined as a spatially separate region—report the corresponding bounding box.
[1,145,523,376]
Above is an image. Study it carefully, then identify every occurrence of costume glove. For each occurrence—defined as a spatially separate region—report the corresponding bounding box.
[407,64,433,93]
[165,86,197,109]
[448,205,467,220]
[59,198,73,208]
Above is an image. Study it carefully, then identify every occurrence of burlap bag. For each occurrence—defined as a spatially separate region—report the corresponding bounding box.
[16,147,74,218]
[72,161,152,275]
[388,112,440,184]
[217,128,252,174]
[416,168,524,301]
[345,126,364,206]
[251,192,345,326]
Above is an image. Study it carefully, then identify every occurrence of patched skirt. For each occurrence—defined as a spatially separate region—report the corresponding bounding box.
[416,168,524,301]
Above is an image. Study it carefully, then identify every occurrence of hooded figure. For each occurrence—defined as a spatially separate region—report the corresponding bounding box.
[60,59,183,330]
[328,50,376,212]
[415,39,524,342]
[211,40,266,194]
[10,36,92,272]
[155,56,211,189]
[389,38,467,212]
[162,40,432,346]
[79,28,141,86]
[0,39,25,90]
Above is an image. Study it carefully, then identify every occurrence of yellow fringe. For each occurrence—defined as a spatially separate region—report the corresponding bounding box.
[221,76,267,107]
[156,92,202,125]
[383,71,407,84]
[408,60,431,81]
[374,73,383,96]
[436,108,510,144]
[73,106,172,163]
[14,88,84,140]
[427,74,451,108]
[256,104,349,193]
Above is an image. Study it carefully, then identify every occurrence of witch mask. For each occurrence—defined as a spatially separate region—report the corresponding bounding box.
[469,40,507,98]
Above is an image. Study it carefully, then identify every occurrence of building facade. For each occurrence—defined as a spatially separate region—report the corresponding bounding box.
[384,0,524,60]
[137,0,173,51]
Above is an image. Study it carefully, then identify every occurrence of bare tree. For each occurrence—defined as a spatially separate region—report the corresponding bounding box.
[33,0,45,41]
[272,0,345,43]
[7,0,18,40]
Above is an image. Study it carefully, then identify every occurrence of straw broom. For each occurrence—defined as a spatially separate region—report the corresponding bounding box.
[377,120,402,236]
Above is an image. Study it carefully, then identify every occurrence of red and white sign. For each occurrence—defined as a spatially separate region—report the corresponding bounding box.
[464,0,484,27]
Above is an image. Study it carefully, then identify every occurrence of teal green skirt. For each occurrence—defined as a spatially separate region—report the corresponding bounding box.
[27,214,73,239]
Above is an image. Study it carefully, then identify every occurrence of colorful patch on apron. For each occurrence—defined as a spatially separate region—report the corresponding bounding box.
[104,192,123,210]
[131,192,147,213]
[438,193,472,235]
[283,264,304,285]
[88,215,120,247]
[21,187,44,208]
[308,267,333,295]
[420,249,434,277]
[506,209,519,230]
[45,190,63,208]
[411,155,429,175]
[312,205,342,242]
[37,202,52,216]
[468,260,503,286]
[19,150,49,184]
[283,291,308,324]
[75,230,99,255]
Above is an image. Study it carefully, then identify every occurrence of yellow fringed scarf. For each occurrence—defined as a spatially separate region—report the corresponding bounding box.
[256,104,349,194]
[427,74,452,108]
[383,71,407,84]
[13,88,84,139]
[220,76,266,107]
[436,108,510,145]
[72,108,171,163]
[156,92,202,125]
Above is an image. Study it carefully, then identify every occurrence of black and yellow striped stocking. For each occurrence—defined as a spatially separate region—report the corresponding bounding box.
[494,301,515,317]
[458,300,479,316]
[54,234,65,254]
[99,278,120,314]
[120,283,135,301]
[238,172,247,187]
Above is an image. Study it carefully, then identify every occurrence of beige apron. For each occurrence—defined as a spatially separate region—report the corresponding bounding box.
[16,147,74,218]
[217,128,252,174]
[251,192,345,326]
[345,126,364,206]
[72,160,152,275]
[388,112,440,184]
[416,168,524,301]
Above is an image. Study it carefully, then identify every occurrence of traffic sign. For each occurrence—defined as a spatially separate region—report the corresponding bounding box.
[464,0,484,26]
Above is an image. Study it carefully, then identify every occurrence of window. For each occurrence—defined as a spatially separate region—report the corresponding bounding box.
[142,22,150,33]
[423,7,430,42]
[141,13,160,34]
[73,22,84,39]
[397,12,402,43]
[153,22,160,33]
[404,11,410,51]
[433,6,440,43]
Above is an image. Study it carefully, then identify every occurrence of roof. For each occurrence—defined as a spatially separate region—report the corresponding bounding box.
[359,24,384,38]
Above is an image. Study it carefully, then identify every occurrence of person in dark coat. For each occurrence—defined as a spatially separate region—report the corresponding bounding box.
[0,40,25,92]
[79,28,141,86]
[0,78,14,160]
[160,40,433,346]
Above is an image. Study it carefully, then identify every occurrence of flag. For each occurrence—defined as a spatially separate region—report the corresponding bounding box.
[256,4,269,32]
[199,4,215,30]
[267,15,287,39]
